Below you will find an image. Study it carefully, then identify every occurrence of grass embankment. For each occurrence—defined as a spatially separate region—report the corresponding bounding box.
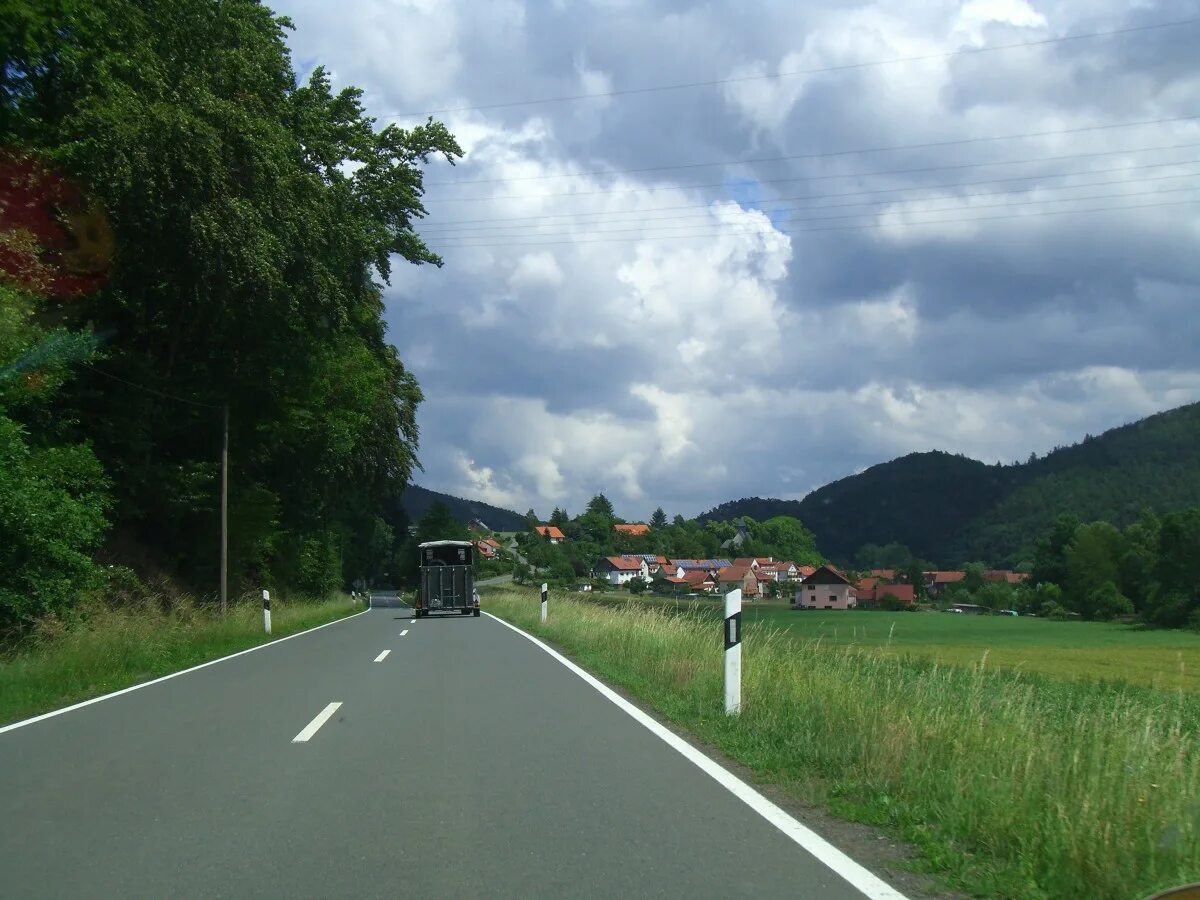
[0,593,361,727]
[484,589,1200,899]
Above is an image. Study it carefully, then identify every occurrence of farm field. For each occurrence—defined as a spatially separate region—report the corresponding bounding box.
[583,593,1200,692]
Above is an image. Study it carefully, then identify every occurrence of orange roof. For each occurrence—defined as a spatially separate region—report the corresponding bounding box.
[869,569,897,580]
[602,556,644,571]
[613,523,650,535]
[797,566,817,577]
[535,525,565,539]
[717,565,756,582]
[932,571,966,583]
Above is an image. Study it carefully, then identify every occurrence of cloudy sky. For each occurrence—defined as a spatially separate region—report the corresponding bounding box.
[274,0,1200,520]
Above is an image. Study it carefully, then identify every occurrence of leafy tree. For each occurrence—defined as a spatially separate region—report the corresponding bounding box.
[672,514,686,527]
[650,507,667,529]
[1145,508,1200,627]
[3,0,463,604]
[1084,581,1133,621]
[627,576,647,595]
[524,508,540,531]
[548,507,568,527]
[1063,521,1125,618]
[1118,510,1159,613]
[961,562,987,594]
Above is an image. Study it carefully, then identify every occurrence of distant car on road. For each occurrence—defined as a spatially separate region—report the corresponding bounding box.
[415,540,481,618]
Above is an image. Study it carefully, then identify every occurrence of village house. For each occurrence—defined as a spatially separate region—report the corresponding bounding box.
[985,570,1030,585]
[593,555,649,586]
[794,565,857,609]
[473,539,499,560]
[924,571,966,598]
[613,523,650,536]
[717,564,759,598]
[855,580,916,608]
[534,524,566,544]
[679,570,718,593]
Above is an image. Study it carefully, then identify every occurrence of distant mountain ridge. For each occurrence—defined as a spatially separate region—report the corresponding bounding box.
[698,402,1200,566]
[401,484,526,532]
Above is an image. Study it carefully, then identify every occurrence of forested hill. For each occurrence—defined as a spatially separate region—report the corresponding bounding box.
[400,485,526,532]
[698,402,1200,566]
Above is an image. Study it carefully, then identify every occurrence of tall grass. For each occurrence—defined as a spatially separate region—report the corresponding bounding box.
[485,589,1200,899]
[0,592,361,726]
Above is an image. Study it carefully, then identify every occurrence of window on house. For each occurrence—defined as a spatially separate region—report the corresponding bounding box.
[829,596,837,604]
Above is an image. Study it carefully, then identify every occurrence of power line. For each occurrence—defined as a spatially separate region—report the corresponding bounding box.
[425,141,1200,204]
[426,114,1200,186]
[432,190,1200,248]
[383,17,1200,118]
[430,172,1199,239]
[420,160,1200,234]
[80,363,222,409]
[433,181,1198,242]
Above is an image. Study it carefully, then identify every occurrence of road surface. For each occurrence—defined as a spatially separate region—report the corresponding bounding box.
[0,593,903,899]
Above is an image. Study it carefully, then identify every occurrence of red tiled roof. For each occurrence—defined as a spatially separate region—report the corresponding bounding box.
[535,525,565,540]
[876,584,916,604]
[798,566,817,578]
[733,557,756,567]
[717,565,756,582]
[932,571,966,583]
[856,577,879,591]
[603,556,644,571]
[869,569,897,580]
[613,523,650,535]
[680,570,710,585]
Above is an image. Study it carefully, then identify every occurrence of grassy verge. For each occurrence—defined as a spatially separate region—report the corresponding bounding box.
[484,588,1200,899]
[585,594,1200,692]
[0,593,361,726]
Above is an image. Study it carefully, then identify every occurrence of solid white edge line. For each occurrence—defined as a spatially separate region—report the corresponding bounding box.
[374,650,391,662]
[292,701,342,743]
[0,607,372,736]
[481,611,909,900]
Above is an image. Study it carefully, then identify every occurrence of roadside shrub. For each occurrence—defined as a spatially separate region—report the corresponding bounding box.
[0,414,110,634]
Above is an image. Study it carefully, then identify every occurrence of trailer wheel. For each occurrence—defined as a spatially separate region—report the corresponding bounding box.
[473,608,480,617]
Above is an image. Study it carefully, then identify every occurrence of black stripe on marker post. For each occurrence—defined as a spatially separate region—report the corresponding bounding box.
[724,611,741,650]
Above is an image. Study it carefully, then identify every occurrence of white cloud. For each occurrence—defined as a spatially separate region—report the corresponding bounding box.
[273,0,1200,520]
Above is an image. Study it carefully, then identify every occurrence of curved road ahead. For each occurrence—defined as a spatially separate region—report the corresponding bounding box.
[0,593,906,899]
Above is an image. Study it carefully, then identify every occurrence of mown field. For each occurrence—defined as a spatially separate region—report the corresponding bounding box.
[483,588,1200,899]
[0,594,363,727]
[586,594,1200,692]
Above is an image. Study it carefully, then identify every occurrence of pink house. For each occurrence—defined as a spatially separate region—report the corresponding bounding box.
[794,565,857,609]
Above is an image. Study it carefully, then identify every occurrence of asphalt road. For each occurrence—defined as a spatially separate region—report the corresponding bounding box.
[0,593,901,899]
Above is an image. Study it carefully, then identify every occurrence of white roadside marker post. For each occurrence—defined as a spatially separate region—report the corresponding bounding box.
[540,582,548,624]
[724,588,742,716]
[263,589,272,635]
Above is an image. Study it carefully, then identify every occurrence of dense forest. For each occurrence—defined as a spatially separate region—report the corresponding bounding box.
[399,484,526,532]
[1,0,459,633]
[699,402,1200,567]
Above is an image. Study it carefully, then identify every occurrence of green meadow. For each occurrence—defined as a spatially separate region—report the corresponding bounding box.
[591,595,1200,692]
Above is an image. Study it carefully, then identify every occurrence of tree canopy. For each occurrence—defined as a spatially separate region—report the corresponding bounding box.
[1,0,461,626]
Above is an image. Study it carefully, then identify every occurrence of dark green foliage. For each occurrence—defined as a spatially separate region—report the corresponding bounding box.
[650,507,667,529]
[1,0,463,614]
[0,413,109,630]
[700,403,1200,567]
[398,484,525,531]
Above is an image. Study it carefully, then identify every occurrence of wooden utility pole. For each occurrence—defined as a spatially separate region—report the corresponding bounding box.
[220,403,229,616]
